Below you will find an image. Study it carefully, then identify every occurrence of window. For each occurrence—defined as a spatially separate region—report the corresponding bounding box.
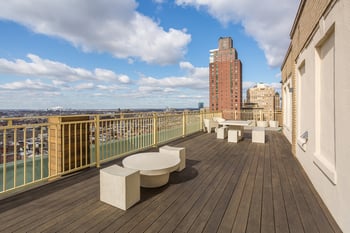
[283,76,292,132]
[314,26,336,184]
[297,60,306,151]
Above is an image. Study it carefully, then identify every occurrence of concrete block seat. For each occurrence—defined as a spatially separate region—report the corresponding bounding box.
[228,129,239,143]
[269,120,279,128]
[217,127,228,139]
[257,120,268,128]
[100,165,140,210]
[252,127,265,143]
[122,152,180,188]
[159,145,186,171]
[203,118,219,133]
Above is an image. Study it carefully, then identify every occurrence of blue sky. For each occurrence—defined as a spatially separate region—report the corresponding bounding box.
[0,0,299,110]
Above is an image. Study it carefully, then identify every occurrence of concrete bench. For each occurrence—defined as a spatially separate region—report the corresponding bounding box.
[252,127,265,143]
[269,120,279,128]
[228,129,239,143]
[100,165,140,210]
[122,152,180,188]
[217,127,228,139]
[203,118,219,133]
[159,145,186,172]
[257,121,268,128]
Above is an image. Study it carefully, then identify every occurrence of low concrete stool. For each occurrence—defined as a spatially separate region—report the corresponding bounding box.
[269,120,279,128]
[252,127,265,143]
[228,130,239,143]
[257,121,268,128]
[100,165,140,210]
[217,127,228,139]
[159,145,186,171]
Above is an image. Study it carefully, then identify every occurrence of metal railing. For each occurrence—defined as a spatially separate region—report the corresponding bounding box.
[1,109,281,194]
[0,110,222,194]
[222,110,283,126]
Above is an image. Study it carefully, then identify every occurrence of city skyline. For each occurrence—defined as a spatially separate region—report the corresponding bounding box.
[0,0,299,110]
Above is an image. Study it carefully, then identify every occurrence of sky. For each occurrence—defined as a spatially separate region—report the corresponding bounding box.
[0,0,299,110]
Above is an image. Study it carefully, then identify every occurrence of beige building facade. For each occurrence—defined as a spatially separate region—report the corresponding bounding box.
[247,83,276,112]
[281,0,350,231]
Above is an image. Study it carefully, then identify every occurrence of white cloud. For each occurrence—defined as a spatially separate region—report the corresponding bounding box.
[75,82,95,90]
[178,94,204,99]
[0,54,130,83]
[242,81,256,89]
[0,0,191,65]
[175,0,298,67]
[0,79,57,91]
[138,61,208,91]
[274,72,282,78]
[270,82,281,90]
[97,84,126,91]
[94,69,130,83]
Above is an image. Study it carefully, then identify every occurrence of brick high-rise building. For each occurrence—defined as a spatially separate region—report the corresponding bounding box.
[209,37,242,112]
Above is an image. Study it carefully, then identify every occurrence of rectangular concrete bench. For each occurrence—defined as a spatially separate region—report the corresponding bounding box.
[203,118,219,133]
[159,145,186,171]
[269,120,279,128]
[216,127,228,139]
[100,165,140,210]
[252,127,265,143]
[228,129,239,143]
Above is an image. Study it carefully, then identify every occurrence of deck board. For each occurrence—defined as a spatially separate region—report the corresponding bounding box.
[261,141,275,233]
[0,131,343,233]
[270,134,290,233]
[246,144,264,233]
[201,143,249,233]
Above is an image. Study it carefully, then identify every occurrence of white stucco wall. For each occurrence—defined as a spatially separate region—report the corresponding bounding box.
[283,77,293,143]
[295,1,350,232]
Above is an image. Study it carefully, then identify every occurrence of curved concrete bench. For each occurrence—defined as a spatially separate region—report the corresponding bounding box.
[122,152,180,188]
[159,145,186,171]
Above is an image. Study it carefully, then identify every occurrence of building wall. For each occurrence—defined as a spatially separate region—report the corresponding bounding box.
[281,46,294,144]
[209,37,242,112]
[247,83,275,112]
[290,0,333,56]
[282,0,350,231]
[282,0,334,153]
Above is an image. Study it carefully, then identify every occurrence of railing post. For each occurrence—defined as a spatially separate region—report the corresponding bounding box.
[7,120,12,127]
[182,111,187,137]
[2,129,7,192]
[48,116,61,178]
[153,113,158,147]
[94,115,100,168]
[199,110,204,131]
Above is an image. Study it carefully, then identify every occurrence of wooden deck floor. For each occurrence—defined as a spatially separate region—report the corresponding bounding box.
[0,131,342,233]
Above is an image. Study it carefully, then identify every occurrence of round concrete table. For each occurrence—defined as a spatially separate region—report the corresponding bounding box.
[122,152,180,188]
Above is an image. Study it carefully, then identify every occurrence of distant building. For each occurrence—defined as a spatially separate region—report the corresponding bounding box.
[246,83,275,113]
[198,102,204,109]
[209,37,242,112]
